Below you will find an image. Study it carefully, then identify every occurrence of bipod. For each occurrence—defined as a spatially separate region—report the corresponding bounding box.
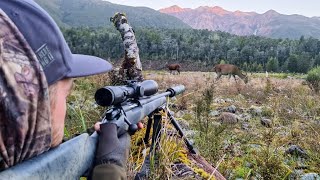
[163,107,198,154]
[135,106,197,179]
[135,108,162,180]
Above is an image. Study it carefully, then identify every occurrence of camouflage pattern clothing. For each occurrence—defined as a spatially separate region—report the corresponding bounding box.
[0,10,51,170]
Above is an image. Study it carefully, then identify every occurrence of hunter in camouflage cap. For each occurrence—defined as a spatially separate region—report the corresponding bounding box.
[0,0,113,170]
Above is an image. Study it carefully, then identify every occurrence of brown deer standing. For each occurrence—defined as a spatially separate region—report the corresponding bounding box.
[166,63,181,75]
[213,64,248,83]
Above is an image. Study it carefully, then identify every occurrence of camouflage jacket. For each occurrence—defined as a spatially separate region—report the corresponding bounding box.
[0,9,51,170]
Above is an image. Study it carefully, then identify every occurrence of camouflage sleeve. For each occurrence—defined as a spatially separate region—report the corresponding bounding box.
[92,164,127,180]
[0,9,51,169]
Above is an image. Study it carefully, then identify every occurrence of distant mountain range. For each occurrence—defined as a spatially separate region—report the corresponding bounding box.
[34,0,191,29]
[159,5,320,39]
[34,0,320,39]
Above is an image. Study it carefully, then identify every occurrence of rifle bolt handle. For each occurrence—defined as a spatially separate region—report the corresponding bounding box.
[128,124,138,135]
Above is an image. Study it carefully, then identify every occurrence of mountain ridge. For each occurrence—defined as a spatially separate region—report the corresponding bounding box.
[34,0,191,29]
[159,5,320,39]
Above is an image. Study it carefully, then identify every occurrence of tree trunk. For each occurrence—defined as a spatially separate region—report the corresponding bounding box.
[110,13,143,81]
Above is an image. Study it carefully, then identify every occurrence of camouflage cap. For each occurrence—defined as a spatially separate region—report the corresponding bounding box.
[0,0,113,85]
[0,9,51,169]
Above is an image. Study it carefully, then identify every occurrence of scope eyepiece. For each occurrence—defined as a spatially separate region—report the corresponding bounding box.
[95,80,159,106]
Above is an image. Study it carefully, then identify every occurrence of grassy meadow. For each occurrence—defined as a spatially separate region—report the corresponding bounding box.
[66,70,320,179]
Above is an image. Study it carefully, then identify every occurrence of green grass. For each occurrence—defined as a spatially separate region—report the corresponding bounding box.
[251,72,307,79]
[65,75,108,137]
[65,71,320,179]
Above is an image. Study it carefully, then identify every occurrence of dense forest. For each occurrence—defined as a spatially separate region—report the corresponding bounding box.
[63,27,320,73]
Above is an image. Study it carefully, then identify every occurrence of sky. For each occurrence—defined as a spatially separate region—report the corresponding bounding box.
[104,0,320,17]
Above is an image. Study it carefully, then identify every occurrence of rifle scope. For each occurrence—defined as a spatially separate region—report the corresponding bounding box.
[95,80,159,107]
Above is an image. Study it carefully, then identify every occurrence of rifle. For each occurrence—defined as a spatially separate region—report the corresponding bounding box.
[0,80,191,179]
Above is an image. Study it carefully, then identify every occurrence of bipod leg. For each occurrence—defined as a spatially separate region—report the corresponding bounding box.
[150,109,162,152]
[143,114,153,145]
[163,107,198,154]
[135,109,162,180]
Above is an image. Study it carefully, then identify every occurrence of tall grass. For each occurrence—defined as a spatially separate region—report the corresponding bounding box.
[65,74,109,137]
[65,71,320,179]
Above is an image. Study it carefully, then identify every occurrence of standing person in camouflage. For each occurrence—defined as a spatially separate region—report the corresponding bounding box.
[0,0,135,179]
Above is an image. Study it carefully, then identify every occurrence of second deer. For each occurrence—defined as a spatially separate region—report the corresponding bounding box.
[167,63,181,75]
[213,64,248,83]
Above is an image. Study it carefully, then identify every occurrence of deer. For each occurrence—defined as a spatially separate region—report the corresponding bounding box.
[166,63,181,75]
[213,64,248,84]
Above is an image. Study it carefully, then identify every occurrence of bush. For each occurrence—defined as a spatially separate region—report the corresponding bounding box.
[306,66,320,93]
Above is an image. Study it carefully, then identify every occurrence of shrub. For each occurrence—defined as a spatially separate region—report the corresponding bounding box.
[306,66,320,93]
[262,106,274,117]
[193,84,215,134]
[264,78,273,94]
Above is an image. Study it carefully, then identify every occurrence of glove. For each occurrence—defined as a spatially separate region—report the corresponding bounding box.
[94,123,131,168]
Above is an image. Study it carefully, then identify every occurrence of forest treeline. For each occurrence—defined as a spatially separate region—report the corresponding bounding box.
[62,27,320,73]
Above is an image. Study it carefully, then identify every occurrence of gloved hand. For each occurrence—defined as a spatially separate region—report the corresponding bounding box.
[94,123,131,168]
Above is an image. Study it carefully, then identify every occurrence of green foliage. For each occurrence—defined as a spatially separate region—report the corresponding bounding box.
[65,75,109,136]
[307,66,320,93]
[192,84,229,164]
[251,146,288,179]
[194,123,227,163]
[234,166,251,178]
[314,54,320,66]
[266,57,279,72]
[297,52,314,73]
[242,62,249,71]
[194,84,214,134]
[262,106,274,117]
[257,64,264,72]
[249,129,289,179]
[288,54,299,73]
[268,73,288,79]
[219,60,226,64]
[61,26,320,73]
[264,78,273,94]
[250,62,264,72]
[182,113,193,121]
[306,122,320,172]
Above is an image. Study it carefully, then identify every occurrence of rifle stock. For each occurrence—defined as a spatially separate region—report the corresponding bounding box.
[0,133,98,180]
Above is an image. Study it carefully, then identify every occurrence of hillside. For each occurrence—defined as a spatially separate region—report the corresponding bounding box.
[34,0,191,29]
[159,5,320,39]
